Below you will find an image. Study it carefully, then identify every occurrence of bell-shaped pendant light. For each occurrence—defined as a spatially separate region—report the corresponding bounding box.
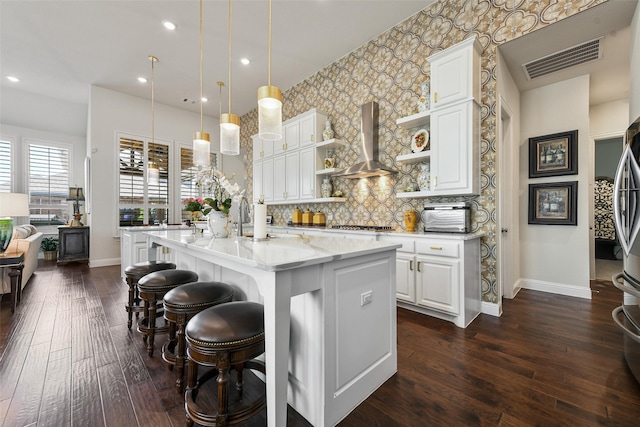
[147,55,160,185]
[220,0,240,155]
[257,0,282,140]
[193,0,210,166]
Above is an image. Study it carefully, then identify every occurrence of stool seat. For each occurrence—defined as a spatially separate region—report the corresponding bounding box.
[162,281,234,393]
[186,301,264,348]
[124,261,176,329]
[185,301,266,427]
[137,269,198,356]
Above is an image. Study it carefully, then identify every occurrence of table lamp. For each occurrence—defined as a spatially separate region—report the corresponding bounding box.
[0,192,30,256]
[68,187,85,227]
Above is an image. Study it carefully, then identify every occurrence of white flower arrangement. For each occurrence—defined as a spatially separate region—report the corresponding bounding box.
[195,167,245,214]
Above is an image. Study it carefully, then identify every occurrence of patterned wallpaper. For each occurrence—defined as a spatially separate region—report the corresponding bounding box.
[238,0,607,304]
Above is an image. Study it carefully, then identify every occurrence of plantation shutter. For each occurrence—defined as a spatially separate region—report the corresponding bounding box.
[0,140,11,193]
[28,143,70,225]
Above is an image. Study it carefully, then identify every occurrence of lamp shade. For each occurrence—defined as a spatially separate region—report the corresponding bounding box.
[67,187,85,201]
[220,113,240,155]
[0,193,30,217]
[193,131,211,166]
[257,85,282,140]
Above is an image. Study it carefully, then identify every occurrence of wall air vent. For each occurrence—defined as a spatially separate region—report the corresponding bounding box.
[522,37,602,80]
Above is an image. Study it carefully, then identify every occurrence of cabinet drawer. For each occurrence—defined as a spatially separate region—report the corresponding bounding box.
[378,236,414,253]
[416,240,459,258]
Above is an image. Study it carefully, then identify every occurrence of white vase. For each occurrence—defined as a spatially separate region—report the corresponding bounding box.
[321,178,333,198]
[207,211,231,238]
[417,163,430,191]
[322,118,334,141]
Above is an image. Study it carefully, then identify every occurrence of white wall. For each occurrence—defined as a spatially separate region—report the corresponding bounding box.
[590,100,630,137]
[88,86,221,267]
[519,75,591,299]
[630,4,640,122]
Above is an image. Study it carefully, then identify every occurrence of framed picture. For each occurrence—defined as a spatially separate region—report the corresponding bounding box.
[266,215,273,224]
[529,130,578,178]
[528,181,578,225]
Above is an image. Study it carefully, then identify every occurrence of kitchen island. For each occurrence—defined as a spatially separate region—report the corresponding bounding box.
[145,230,400,427]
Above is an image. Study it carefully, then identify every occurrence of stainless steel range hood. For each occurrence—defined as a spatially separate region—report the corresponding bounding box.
[334,101,398,178]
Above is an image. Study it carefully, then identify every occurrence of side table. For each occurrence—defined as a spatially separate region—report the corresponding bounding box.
[0,250,25,313]
[58,226,90,265]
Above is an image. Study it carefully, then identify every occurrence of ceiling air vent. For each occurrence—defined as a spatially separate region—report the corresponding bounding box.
[522,37,602,80]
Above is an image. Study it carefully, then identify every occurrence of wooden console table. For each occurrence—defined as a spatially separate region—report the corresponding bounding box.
[1,250,25,313]
[58,226,90,264]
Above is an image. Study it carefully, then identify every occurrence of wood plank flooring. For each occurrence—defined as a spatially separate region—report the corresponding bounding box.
[1,261,639,426]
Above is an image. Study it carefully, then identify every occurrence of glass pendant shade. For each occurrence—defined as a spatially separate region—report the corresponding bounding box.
[258,85,283,140]
[147,162,160,185]
[193,131,211,166]
[220,113,240,155]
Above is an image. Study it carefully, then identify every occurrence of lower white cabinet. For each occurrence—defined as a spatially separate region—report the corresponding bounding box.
[379,234,480,328]
[120,228,177,280]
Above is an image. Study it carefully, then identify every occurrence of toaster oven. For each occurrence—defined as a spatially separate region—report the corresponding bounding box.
[422,202,471,233]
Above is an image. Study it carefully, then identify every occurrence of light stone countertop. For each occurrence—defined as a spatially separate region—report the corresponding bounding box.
[144,229,401,272]
[265,225,485,241]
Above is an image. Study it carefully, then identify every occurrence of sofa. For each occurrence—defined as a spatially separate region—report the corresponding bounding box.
[1,224,43,295]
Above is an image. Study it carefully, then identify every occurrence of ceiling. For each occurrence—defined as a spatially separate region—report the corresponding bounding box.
[0,0,435,118]
[499,0,636,106]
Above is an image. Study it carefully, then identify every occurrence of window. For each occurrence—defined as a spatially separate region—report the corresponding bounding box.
[179,147,218,222]
[118,135,170,226]
[0,139,12,193]
[27,142,72,230]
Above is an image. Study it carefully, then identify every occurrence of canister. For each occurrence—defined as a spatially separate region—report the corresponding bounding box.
[292,207,302,225]
[313,211,326,227]
[302,209,313,226]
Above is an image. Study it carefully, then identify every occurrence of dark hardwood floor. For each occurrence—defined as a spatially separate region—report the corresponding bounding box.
[1,260,639,426]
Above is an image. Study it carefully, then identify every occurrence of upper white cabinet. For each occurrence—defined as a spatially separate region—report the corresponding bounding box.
[395,35,481,198]
[429,36,482,109]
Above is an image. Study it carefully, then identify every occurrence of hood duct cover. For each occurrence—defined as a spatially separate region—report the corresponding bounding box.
[335,101,398,178]
[522,37,602,80]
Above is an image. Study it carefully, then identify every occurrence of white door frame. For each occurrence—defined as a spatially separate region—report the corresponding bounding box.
[498,96,518,309]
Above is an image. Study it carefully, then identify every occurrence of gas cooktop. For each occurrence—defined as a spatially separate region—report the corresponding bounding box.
[331,225,394,232]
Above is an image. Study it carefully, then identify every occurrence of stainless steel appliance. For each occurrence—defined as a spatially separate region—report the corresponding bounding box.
[422,202,471,233]
[612,116,640,385]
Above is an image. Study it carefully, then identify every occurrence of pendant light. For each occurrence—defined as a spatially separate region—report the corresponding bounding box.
[257,0,282,140]
[147,55,160,185]
[193,0,210,166]
[220,0,240,155]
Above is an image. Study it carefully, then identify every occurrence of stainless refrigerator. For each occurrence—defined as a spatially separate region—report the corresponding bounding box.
[612,116,640,384]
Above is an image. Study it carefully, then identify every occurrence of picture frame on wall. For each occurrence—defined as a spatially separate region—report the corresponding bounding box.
[528,130,578,178]
[528,181,578,226]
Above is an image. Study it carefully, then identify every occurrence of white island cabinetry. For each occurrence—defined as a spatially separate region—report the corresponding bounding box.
[145,230,399,427]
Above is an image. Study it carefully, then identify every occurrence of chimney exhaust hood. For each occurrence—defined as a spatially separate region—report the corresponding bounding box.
[335,101,398,178]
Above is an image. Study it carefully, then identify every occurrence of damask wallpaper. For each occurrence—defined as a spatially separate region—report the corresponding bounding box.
[238,0,607,304]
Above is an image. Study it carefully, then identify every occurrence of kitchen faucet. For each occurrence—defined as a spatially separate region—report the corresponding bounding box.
[237,195,250,237]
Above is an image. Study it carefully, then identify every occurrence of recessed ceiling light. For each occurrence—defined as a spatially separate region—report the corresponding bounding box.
[138,77,148,83]
[162,20,177,30]
[240,58,250,65]
[7,76,20,83]
[201,97,208,103]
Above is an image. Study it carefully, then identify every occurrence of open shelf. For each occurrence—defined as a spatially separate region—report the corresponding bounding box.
[396,190,430,199]
[265,197,347,205]
[316,168,344,176]
[396,110,431,129]
[315,138,345,150]
[396,150,431,164]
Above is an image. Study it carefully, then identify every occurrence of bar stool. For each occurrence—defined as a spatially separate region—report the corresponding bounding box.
[185,301,266,427]
[137,269,198,356]
[162,281,234,393]
[124,261,176,329]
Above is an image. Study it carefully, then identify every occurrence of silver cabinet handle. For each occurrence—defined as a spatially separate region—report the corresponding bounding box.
[612,306,640,345]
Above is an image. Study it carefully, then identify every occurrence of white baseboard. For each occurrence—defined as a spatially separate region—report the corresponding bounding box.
[88,258,120,268]
[481,301,502,317]
[520,278,592,300]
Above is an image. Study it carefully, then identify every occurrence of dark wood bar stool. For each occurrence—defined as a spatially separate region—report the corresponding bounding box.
[162,281,234,393]
[185,301,266,427]
[137,269,198,356]
[124,261,176,329]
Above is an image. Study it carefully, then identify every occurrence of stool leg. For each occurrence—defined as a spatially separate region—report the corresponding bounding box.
[217,355,230,424]
[147,294,157,356]
[175,314,187,393]
[126,277,135,329]
[167,318,177,372]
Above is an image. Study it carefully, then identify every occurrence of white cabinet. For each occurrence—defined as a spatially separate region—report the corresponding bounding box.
[395,35,481,198]
[253,156,274,203]
[430,101,479,195]
[300,113,323,147]
[299,146,318,200]
[275,121,300,155]
[273,150,299,202]
[429,36,481,108]
[379,234,480,328]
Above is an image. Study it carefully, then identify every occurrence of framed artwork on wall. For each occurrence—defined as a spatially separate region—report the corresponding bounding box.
[528,181,578,226]
[529,130,578,178]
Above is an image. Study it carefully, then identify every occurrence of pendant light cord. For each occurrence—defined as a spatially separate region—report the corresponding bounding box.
[228,0,233,114]
[199,0,204,133]
[267,0,271,86]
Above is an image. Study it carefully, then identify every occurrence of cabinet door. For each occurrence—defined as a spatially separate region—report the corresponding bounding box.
[396,253,416,303]
[300,114,317,147]
[278,121,299,153]
[252,159,263,203]
[262,157,274,202]
[416,255,459,314]
[299,146,316,199]
[252,136,263,161]
[285,150,300,200]
[430,101,478,195]
[430,49,469,108]
[273,154,287,201]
